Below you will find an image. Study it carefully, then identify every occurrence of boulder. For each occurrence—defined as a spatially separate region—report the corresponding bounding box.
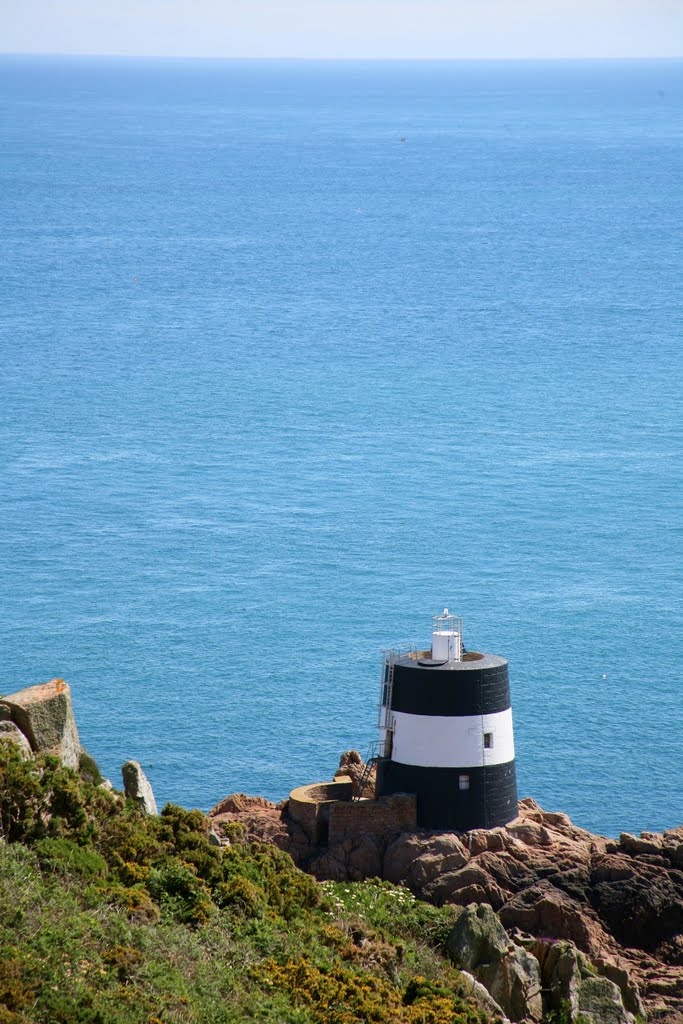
[0,721,33,760]
[467,828,506,856]
[1,679,80,769]
[447,904,542,1022]
[446,902,510,971]
[532,940,636,1024]
[458,970,510,1021]
[597,961,645,1019]
[662,825,683,848]
[334,750,376,797]
[477,945,543,1022]
[534,940,594,1013]
[121,760,158,815]
[425,863,507,909]
[505,820,554,848]
[338,750,362,769]
[383,831,469,889]
[619,832,663,857]
[210,793,276,815]
[577,975,633,1024]
[500,882,600,953]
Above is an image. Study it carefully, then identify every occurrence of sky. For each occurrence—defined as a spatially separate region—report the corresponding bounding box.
[2,0,683,60]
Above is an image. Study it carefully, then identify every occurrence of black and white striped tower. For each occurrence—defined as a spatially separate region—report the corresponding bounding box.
[374,610,518,831]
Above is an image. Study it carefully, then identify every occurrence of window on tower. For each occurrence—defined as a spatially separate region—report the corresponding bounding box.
[484,732,493,749]
[458,774,470,791]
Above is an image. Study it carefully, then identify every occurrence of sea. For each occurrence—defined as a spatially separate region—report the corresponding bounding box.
[1,56,681,838]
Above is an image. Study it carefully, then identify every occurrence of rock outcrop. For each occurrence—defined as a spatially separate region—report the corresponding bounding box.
[309,833,384,881]
[0,720,34,760]
[210,786,683,1024]
[532,940,641,1024]
[447,904,543,1022]
[0,678,81,768]
[334,749,376,798]
[121,760,158,815]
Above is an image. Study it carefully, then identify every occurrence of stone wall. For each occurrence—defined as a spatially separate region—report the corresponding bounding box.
[288,780,418,846]
[288,778,354,841]
[328,793,417,844]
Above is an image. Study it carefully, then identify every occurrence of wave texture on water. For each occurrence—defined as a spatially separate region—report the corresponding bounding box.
[1,57,682,836]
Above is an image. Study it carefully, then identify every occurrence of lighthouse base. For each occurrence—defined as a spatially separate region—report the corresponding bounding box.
[375,758,518,832]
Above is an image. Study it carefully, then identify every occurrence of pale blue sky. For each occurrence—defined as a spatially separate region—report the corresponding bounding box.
[3,0,683,59]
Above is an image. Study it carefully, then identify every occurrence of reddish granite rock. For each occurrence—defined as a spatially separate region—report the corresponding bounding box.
[620,831,664,857]
[210,793,278,816]
[499,882,606,953]
[209,793,311,865]
[423,862,507,910]
[309,834,383,881]
[334,749,376,798]
[383,831,469,888]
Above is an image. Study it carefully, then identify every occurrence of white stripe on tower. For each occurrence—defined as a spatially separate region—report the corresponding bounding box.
[390,708,515,769]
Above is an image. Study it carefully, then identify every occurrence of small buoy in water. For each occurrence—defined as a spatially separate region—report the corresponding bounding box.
[400,137,406,143]
[602,674,607,679]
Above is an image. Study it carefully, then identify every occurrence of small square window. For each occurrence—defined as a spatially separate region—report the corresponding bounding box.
[458,774,470,791]
[484,732,493,749]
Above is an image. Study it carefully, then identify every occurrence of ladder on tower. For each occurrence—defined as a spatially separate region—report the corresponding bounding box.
[353,750,378,801]
[378,651,396,731]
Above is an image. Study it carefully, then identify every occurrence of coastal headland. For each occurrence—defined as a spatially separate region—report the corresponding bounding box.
[1,678,682,1023]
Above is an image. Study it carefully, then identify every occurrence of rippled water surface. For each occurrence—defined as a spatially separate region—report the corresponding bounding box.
[1,56,681,836]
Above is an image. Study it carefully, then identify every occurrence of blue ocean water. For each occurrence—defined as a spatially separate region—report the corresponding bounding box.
[1,56,681,837]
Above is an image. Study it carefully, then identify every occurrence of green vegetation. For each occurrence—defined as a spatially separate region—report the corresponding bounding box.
[0,745,491,1024]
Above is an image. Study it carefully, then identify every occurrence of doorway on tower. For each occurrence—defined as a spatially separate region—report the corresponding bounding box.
[314,802,333,845]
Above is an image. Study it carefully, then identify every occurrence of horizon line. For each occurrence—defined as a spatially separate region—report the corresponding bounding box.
[1,51,683,63]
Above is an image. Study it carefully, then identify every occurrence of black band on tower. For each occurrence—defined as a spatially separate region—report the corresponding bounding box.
[376,759,518,831]
[391,657,511,718]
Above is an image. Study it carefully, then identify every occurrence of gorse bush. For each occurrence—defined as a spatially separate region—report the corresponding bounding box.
[256,959,489,1024]
[0,743,493,1024]
[34,837,107,878]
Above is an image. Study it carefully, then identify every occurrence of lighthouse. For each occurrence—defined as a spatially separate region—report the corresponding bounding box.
[374,610,518,831]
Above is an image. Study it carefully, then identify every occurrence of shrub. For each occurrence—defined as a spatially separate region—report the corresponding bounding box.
[0,951,35,1013]
[147,862,213,926]
[0,746,44,842]
[78,752,103,786]
[34,838,107,879]
[102,945,144,983]
[219,820,247,843]
[215,875,264,918]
